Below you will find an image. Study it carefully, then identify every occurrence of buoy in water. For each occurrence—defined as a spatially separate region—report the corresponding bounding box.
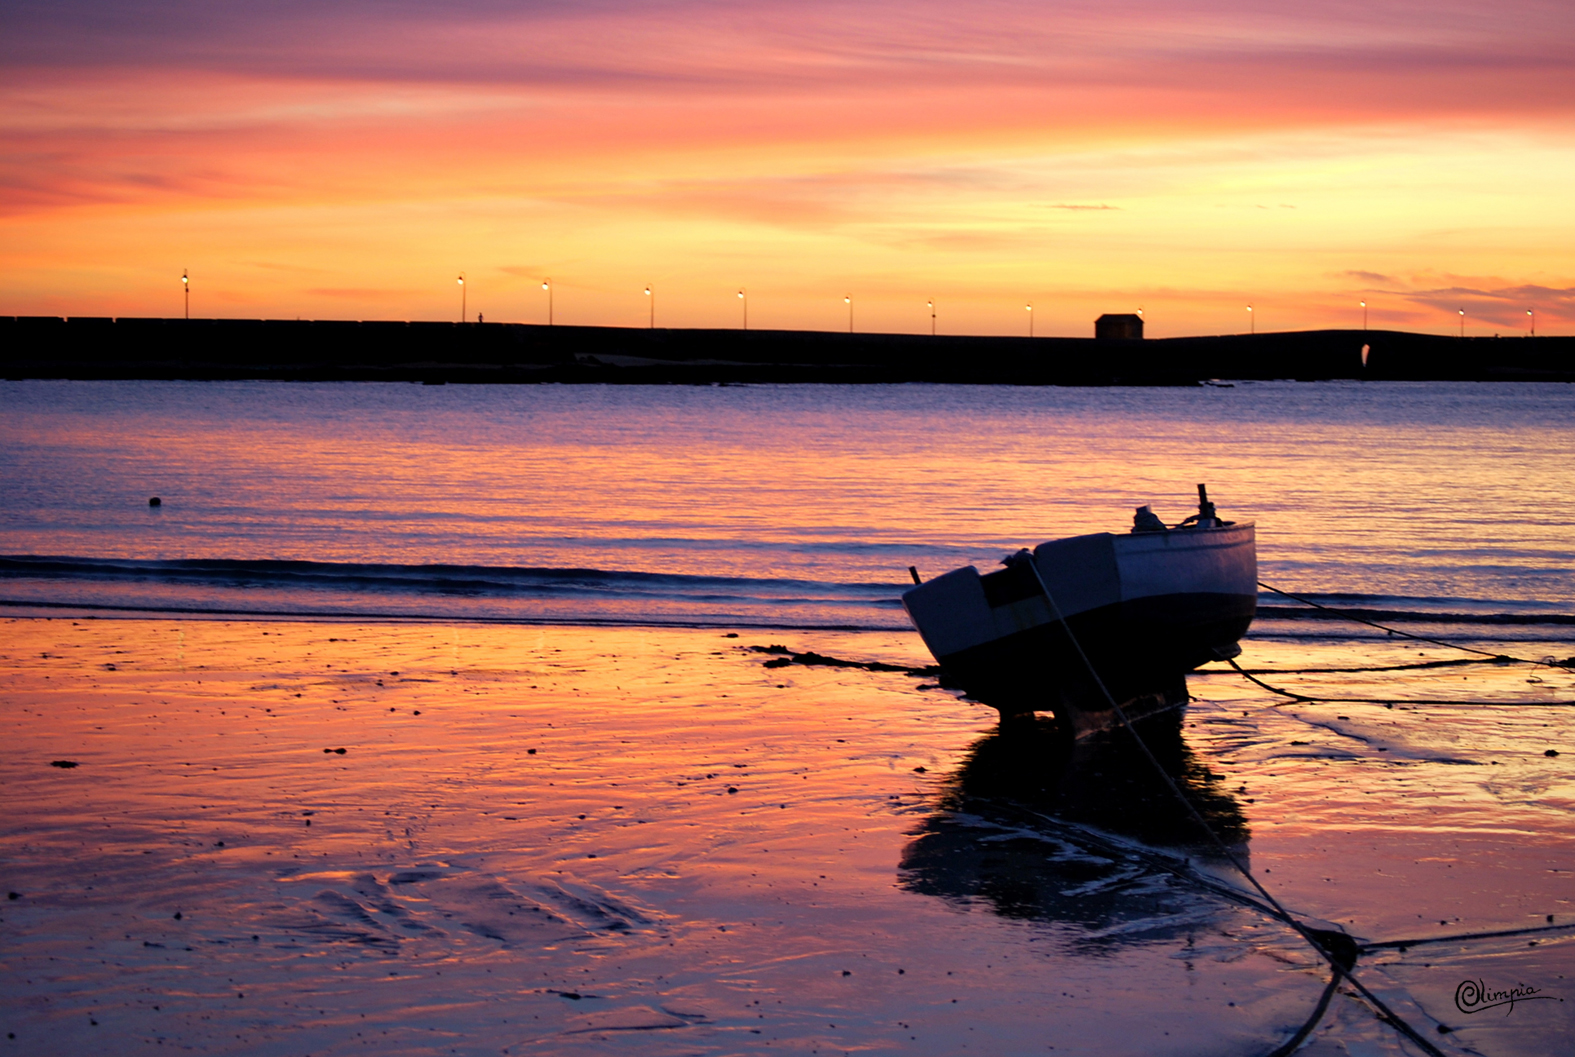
[148,497,162,507]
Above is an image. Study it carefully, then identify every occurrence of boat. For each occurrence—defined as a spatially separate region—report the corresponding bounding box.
[902,485,1256,736]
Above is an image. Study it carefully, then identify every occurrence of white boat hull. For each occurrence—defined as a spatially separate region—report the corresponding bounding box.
[902,524,1256,731]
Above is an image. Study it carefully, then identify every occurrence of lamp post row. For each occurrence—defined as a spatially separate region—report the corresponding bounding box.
[177,273,1546,338]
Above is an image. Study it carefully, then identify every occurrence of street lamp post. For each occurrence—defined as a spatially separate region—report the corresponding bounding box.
[542,279,552,326]
[645,284,653,329]
[845,295,852,334]
[1459,307,1465,338]
[927,299,935,336]
[1360,300,1367,331]
[1247,304,1254,334]
[458,274,465,323]
[1026,303,1033,338]
[1528,307,1536,337]
[182,269,189,320]
[738,289,747,330]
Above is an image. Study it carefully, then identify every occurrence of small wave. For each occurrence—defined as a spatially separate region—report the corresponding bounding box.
[1256,592,1575,627]
[1258,605,1574,627]
[0,554,908,629]
[2,556,1569,633]
[0,555,896,599]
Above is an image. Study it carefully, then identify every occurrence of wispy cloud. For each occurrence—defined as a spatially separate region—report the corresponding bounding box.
[1401,282,1575,325]
[1342,270,1399,286]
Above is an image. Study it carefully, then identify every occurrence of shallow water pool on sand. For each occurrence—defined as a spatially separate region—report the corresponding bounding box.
[2,617,1573,1056]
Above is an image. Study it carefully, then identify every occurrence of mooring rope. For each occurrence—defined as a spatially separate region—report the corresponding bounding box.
[1362,920,1575,952]
[1222,656,1503,675]
[1235,580,1575,705]
[1017,557,1449,1057]
[1227,656,1575,707]
[1256,580,1572,668]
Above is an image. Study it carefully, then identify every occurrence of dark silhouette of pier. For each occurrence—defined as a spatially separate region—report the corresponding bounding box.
[4,316,1570,384]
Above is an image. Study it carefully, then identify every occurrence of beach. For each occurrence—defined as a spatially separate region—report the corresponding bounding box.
[4,614,1573,1055]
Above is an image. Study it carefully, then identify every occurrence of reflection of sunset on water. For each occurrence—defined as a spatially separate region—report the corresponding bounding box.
[3,382,1571,611]
[4,617,1572,1053]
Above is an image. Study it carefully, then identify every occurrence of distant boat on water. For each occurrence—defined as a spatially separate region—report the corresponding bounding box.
[902,485,1256,736]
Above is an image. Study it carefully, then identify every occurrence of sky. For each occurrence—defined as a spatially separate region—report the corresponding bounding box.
[2,0,1573,337]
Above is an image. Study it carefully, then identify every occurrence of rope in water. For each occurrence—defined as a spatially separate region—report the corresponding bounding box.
[1236,580,1575,706]
[1018,558,1449,1057]
[1256,581,1572,668]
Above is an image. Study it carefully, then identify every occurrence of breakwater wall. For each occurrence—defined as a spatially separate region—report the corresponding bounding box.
[3,316,1571,384]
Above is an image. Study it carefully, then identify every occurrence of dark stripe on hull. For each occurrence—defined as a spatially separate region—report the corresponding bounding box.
[936,591,1256,726]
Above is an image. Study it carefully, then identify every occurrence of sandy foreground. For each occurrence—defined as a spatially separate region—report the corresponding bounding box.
[2,616,1573,1056]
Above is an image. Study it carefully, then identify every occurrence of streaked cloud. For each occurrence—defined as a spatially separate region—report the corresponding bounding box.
[2,1,1572,333]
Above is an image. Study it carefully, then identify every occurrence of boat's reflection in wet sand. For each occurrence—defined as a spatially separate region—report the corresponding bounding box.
[899,714,1250,940]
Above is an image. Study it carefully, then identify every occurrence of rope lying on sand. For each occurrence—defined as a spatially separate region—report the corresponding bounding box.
[763,579,1566,1050]
[1231,656,1519,675]
[1362,920,1575,952]
[1227,657,1575,707]
[1018,564,1452,1057]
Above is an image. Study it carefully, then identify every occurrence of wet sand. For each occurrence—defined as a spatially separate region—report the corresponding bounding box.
[3,617,1573,1055]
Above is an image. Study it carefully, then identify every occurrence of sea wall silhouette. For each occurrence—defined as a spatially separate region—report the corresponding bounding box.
[4,316,1571,384]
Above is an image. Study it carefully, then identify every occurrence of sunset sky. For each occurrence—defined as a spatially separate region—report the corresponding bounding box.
[3,0,1572,336]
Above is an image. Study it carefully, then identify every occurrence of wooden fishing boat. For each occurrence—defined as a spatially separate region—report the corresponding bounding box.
[902,486,1256,735]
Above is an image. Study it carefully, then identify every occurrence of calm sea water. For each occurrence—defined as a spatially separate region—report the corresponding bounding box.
[2,380,1572,634]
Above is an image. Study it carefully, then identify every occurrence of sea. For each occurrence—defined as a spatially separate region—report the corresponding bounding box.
[3,378,1574,1057]
[2,379,1572,638]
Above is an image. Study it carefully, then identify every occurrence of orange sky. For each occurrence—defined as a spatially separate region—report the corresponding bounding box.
[3,0,1572,336]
